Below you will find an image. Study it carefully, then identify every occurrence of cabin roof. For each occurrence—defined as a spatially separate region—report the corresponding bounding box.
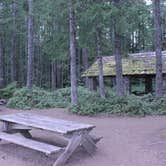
[82,51,166,77]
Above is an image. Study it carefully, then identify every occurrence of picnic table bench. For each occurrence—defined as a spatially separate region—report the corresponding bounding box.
[0,113,101,166]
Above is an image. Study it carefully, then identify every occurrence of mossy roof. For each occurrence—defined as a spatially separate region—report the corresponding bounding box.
[82,51,166,77]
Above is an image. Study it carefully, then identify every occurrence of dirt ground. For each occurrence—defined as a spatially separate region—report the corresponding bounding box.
[0,106,166,166]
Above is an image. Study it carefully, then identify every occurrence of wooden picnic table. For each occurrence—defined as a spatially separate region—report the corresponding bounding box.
[0,113,101,166]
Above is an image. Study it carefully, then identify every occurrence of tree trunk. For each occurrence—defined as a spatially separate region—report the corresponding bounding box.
[51,61,57,91]
[17,36,23,86]
[114,33,125,96]
[77,48,81,80]
[51,60,63,90]
[96,27,105,98]
[113,0,125,97]
[26,0,34,89]
[61,61,64,88]
[163,74,166,94]
[112,77,116,88]
[145,75,153,94]
[57,60,62,88]
[153,0,163,97]
[0,39,4,89]
[69,0,78,105]
[82,48,90,88]
[89,77,97,91]
[0,3,4,88]
[123,76,131,95]
[33,38,41,87]
[10,0,17,82]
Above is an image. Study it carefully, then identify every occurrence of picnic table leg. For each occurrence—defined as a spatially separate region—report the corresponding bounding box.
[0,121,32,139]
[19,130,32,138]
[53,131,99,166]
[4,129,32,139]
[53,133,82,166]
[89,134,102,144]
[0,121,9,132]
[7,123,32,138]
[81,131,97,155]
[0,121,9,141]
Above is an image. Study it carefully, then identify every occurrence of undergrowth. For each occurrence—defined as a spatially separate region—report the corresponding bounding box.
[7,86,70,109]
[6,86,166,116]
[0,82,17,99]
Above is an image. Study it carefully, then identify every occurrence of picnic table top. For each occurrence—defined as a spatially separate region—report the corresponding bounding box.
[0,113,95,134]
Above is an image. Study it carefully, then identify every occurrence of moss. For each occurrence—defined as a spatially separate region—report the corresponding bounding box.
[82,54,166,77]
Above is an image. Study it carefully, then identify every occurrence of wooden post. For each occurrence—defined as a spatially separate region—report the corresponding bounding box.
[112,77,116,88]
[123,76,131,95]
[162,74,166,93]
[88,77,93,91]
[1,121,9,132]
[88,77,97,91]
[82,48,90,88]
[145,75,153,93]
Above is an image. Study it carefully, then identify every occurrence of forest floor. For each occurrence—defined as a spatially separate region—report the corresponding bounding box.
[0,106,166,166]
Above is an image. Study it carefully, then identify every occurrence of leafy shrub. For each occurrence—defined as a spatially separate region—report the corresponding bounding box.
[0,82,17,99]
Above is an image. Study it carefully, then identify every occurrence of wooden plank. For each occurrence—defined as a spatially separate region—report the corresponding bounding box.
[0,113,95,134]
[0,132,63,155]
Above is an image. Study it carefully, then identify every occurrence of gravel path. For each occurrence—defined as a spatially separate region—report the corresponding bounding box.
[0,107,166,166]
